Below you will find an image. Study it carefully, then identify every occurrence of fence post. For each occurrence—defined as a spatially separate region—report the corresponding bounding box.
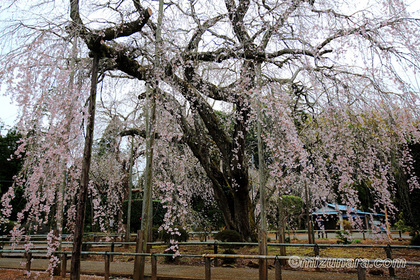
[25,252,32,275]
[314,244,320,271]
[399,231,402,239]
[213,242,218,267]
[275,257,282,280]
[205,256,211,280]
[384,245,395,277]
[104,252,110,280]
[53,252,61,276]
[61,253,67,277]
[314,244,320,257]
[151,254,157,280]
[133,230,144,280]
[356,260,366,280]
[110,242,115,262]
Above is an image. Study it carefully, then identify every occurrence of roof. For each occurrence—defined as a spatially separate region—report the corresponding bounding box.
[312,203,384,217]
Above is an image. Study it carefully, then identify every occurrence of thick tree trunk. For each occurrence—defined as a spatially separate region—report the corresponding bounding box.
[70,54,99,280]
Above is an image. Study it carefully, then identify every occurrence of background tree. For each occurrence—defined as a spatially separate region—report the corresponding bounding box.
[0,126,24,233]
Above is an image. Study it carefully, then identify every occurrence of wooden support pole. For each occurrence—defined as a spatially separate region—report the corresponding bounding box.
[275,258,282,280]
[25,252,32,274]
[213,242,218,267]
[384,245,395,277]
[133,230,144,280]
[305,183,314,244]
[205,257,211,280]
[126,136,135,248]
[314,244,320,272]
[151,254,157,280]
[104,252,110,280]
[256,79,268,280]
[259,232,268,280]
[61,253,67,277]
[70,54,99,280]
[357,261,366,280]
[53,252,61,276]
[110,242,115,262]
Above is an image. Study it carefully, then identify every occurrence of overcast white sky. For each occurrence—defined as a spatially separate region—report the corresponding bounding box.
[0,88,18,131]
[0,0,419,132]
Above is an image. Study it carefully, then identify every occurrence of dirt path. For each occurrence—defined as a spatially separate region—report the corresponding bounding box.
[0,257,408,280]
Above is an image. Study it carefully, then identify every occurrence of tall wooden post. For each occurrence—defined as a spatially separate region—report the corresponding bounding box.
[70,54,99,280]
[135,1,161,279]
[126,137,135,247]
[257,64,267,280]
[385,207,392,241]
[304,182,314,244]
[278,197,286,264]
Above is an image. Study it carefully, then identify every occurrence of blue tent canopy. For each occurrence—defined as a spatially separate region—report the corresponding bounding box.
[312,203,385,218]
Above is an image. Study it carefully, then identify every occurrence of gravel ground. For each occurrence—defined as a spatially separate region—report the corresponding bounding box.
[1,257,416,280]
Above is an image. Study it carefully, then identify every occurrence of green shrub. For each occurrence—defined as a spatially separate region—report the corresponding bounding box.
[394,212,412,233]
[352,239,361,244]
[214,229,241,242]
[336,230,351,244]
[410,233,420,245]
[221,248,236,265]
[284,236,291,243]
[159,227,189,243]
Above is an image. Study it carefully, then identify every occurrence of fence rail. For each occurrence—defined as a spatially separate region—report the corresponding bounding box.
[1,233,419,280]
[2,239,420,249]
[1,248,420,280]
[0,229,409,239]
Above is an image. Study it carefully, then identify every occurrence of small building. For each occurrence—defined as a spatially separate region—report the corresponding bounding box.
[312,203,384,230]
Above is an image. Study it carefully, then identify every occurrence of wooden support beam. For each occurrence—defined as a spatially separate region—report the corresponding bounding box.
[151,254,157,280]
[104,252,110,280]
[275,258,282,280]
[61,253,67,277]
[205,257,211,280]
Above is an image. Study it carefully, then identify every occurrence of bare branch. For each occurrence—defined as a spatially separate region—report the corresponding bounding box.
[100,8,152,41]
